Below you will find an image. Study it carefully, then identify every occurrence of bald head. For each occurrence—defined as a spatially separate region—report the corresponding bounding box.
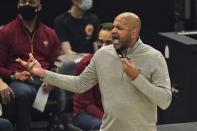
[115,12,141,33]
[112,12,142,50]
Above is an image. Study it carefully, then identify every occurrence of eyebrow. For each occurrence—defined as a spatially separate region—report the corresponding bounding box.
[114,25,122,28]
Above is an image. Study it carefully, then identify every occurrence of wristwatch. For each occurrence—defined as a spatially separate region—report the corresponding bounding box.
[10,71,16,80]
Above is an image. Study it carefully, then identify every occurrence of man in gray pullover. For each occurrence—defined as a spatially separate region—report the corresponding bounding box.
[17,12,172,131]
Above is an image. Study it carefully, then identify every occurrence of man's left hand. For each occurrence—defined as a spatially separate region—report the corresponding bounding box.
[121,58,139,80]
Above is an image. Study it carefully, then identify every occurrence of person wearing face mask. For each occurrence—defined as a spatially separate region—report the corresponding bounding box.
[0,0,61,131]
[54,0,100,54]
[72,23,113,130]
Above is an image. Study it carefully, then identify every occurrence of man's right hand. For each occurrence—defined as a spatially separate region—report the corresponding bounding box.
[16,53,46,78]
[0,79,14,104]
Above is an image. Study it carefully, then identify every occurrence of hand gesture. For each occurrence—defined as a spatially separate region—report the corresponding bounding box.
[120,58,139,80]
[16,53,46,78]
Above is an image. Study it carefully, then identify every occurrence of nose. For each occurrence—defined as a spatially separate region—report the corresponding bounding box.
[112,27,117,34]
[103,43,107,46]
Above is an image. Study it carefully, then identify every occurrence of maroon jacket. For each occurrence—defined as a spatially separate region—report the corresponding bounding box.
[0,15,61,79]
[73,54,103,120]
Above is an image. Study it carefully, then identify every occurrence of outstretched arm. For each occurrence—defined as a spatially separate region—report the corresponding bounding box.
[16,53,98,93]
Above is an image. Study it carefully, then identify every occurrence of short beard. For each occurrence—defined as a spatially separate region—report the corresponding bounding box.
[120,34,132,51]
[119,40,130,51]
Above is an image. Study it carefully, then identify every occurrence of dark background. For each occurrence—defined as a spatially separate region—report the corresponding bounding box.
[2,0,197,46]
[0,0,176,49]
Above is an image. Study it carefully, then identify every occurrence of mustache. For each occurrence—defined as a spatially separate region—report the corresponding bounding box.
[112,33,120,39]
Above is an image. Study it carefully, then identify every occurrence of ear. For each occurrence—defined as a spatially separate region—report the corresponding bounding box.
[131,28,138,39]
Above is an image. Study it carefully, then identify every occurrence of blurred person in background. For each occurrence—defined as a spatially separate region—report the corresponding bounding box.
[54,0,100,54]
[73,23,113,130]
[0,0,60,131]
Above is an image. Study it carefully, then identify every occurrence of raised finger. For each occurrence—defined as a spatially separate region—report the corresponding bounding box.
[29,53,36,61]
[26,59,31,71]
[16,58,27,67]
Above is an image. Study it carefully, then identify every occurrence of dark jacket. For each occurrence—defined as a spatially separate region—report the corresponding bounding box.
[0,15,60,79]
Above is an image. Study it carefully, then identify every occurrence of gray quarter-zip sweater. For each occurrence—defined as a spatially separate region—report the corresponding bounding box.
[43,38,172,131]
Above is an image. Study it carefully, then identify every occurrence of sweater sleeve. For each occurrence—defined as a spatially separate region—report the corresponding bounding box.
[131,52,172,110]
[42,57,98,94]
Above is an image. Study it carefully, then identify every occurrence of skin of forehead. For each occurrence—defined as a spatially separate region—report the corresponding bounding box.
[99,30,112,40]
[115,12,140,30]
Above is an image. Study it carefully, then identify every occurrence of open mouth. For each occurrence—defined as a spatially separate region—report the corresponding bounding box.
[112,34,120,44]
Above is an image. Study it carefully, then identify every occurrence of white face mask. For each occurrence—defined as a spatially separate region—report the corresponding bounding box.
[79,0,93,11]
